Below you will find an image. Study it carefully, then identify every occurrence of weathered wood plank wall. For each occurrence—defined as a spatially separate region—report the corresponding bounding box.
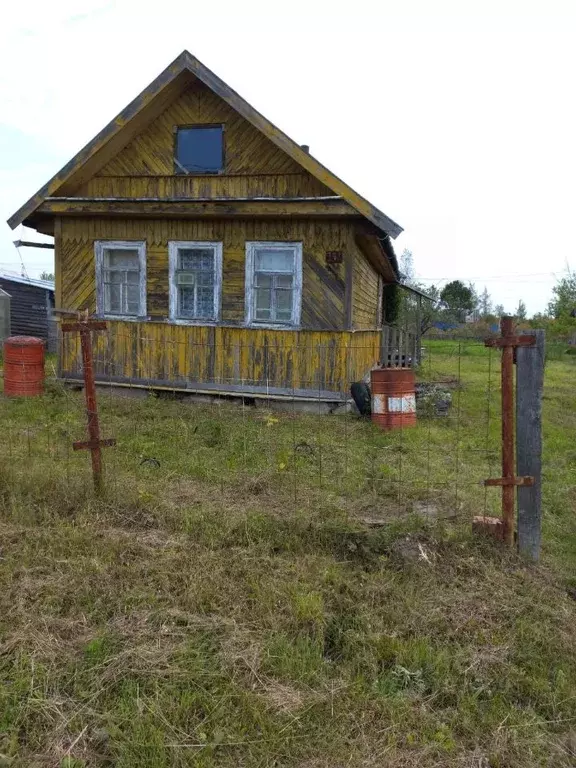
[352,249,380,328]
[74,174,332,200]
[59,217,373,331]
[61,321,380,396]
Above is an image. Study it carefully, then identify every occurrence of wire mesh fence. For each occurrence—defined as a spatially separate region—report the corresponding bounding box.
[0,328,507,529]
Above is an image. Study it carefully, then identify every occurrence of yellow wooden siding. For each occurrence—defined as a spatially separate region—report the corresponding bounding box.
[91,79,325,181]
[61,320,380,395]
[74,173,332,199]
[59,217,350,329]
[148,243,169,319]
[221,243,245,324]
[352,246,380,329]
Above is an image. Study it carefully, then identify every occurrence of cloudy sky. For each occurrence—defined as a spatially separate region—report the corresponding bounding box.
[0,0,574,314]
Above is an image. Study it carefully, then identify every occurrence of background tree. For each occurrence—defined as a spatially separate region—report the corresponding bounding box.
[479,286,492,318]
[417,285,440,334]
[494,303,505,318]
[398,249,415,281]
[539,270,576,340]
[530,312,548,324]
[547,270,576,319]
[468,283,480,321]
[39,271,54,281]
[516,299,527,320]
[439,280,476,322]
[383,284,401,325]
[395,249,441,334]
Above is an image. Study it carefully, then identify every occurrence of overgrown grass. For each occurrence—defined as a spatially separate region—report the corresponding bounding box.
[0,339,575,766]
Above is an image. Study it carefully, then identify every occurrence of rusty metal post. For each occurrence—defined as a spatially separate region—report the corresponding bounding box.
[483,320,537,547]
[79,325,103,492]
[500,316,515,545]
[61,319,115,494]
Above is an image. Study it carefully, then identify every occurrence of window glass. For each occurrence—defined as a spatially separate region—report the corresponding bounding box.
[175,127,223,173]
[172,245,219,320]
[248,244,301,326]
[102,248,141,316]
[179,249,214,271]
[255,287,272,320]
[106,250,139,269]
[105,283,121,314]
[277,275,293,288]
[255,250,294,272]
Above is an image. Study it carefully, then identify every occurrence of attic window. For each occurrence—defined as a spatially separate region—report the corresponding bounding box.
[175,125,224,174]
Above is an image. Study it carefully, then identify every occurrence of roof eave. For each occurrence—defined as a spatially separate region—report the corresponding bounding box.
[399,283,436,301]
[355,233,398,282]
[7,51,192,230]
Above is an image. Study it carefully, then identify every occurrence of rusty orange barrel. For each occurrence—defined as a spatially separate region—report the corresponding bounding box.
[3,336,45,397]
[370,367,417,430]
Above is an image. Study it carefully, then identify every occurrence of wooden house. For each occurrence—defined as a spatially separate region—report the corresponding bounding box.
[7,50,404,402]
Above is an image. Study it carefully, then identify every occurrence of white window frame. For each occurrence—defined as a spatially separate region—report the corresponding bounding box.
[245,241,303,329]
[168,241,223,324]
[95,240,147,320]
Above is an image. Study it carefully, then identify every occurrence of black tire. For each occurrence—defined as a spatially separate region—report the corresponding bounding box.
[350,381,371,416]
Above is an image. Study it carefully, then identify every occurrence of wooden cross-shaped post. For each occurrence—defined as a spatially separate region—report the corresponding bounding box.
[484,316,536,545]
[61,316,115,493]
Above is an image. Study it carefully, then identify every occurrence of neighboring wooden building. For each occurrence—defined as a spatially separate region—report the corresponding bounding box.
[7,50,403,401]
[0,274,55,349]
[0,289,10,344]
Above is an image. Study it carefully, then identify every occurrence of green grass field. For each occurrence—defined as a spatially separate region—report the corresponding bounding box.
[0,339,575,766]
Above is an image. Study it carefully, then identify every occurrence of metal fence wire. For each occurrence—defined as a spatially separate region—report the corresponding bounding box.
[0,328,506,527]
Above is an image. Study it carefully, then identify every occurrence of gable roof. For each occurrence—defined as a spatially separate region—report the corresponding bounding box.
[7,50,403,239]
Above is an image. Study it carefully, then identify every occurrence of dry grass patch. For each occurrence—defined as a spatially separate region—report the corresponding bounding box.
[0,345,575,765]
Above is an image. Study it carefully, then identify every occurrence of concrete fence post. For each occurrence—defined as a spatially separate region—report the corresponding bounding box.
[516,329,545,560]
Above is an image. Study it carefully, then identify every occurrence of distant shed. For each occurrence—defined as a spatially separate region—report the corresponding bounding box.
[0,289,10,343]
[0,274,55,350]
